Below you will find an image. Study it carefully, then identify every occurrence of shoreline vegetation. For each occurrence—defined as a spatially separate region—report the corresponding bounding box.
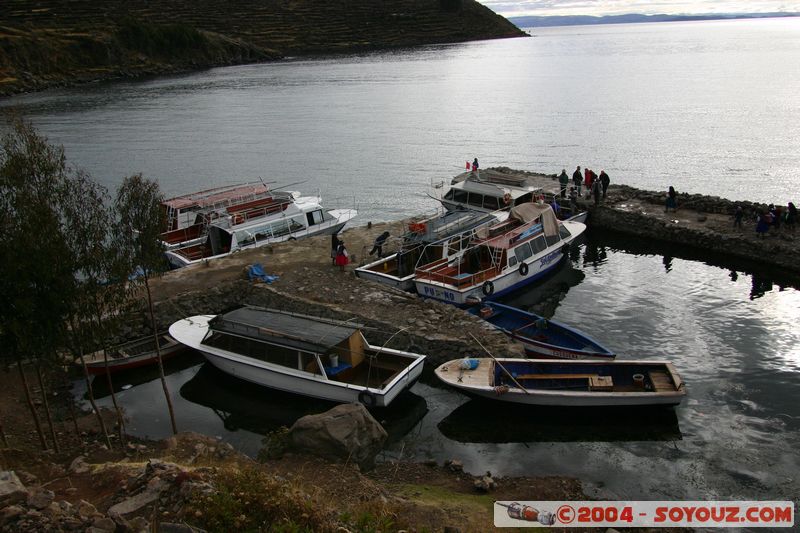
[0,0,525,97]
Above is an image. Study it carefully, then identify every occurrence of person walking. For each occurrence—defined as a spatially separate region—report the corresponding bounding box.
[334,240,349,271]
[599,170,610,200]
[572,166,582,196]
[330,233,339,265]
[557,169,569,198]
[369,231,390,258]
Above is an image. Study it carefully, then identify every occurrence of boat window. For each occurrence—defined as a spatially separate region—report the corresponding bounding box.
[307,210,325,226]
[203,331,314,371]
[559,224,571,239]
[443,189,455,201]
[483,195,499,210]
[235,229,256,247]
[452,189,468,204]
[514,242,533,262]
[516,192,534,205]
[467,192,484,207]
[508,256,518,267]
[545,232,561,247]
[299,352,322,375]
[530,235,547,254]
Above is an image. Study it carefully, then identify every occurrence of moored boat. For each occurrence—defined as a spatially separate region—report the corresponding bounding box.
[168,307,426,407]
[355,209,506,291]
[469,302,615,360]
[164,194,356,268]
[162,181,273,231]
[414,203,585,305]
[440,169,543,213]
[435,358,686,407]
[77,333,185,375]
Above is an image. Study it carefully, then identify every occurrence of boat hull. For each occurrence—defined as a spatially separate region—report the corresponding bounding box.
[81,335,184,375]
[354,253,415,291]
[169,315,424,407]
[435,358,686,407]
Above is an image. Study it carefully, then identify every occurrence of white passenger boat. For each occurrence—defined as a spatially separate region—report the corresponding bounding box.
[414,203,585,305]
[435,358,686,407]
[439,169,544,213]
[169,307,426,407]
[355,209,506,291]
[164,194,356,268]
[162,181,273,231]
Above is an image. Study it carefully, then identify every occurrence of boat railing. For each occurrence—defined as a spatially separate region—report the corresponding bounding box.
[229,198,293,225]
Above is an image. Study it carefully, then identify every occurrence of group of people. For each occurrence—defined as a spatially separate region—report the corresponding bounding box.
[330,230,391,271]
[557,166,610,206]
[751,202,797,237]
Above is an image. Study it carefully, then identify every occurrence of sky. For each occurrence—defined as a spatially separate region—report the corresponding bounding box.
[479,0,800,17]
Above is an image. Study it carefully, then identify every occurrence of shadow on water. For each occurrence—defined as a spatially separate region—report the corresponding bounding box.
[86,350,204,399]
[585,227,800,299]
[179,362,428,444]
[438,399,682,443]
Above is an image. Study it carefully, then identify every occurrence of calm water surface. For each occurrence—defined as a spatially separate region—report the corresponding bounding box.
[13,17,795,503]
[2,18,800,222]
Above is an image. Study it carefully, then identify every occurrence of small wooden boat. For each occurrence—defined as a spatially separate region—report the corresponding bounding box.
[169,307,426,407]
[435,358,686,407]
[77,333,185,375]
[469,302,615,360]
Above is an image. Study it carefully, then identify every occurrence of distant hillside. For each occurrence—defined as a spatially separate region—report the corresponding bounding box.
[0,0,525,96]
[510,12,800,28]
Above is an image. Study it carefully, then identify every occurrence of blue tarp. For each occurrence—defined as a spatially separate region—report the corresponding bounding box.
[248,263,279,284]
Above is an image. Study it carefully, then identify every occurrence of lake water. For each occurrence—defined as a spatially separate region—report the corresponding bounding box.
[2,18,799,222]
[7,17,799,504]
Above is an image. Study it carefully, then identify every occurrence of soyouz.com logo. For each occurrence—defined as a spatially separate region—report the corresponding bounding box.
[494,501,794,528]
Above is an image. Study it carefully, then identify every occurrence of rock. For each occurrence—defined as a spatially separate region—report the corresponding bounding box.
[92,516,118,531]
[128,516,150,532]
[27,488,55,509]
[108,488,162,517]
[77,499,99,519]
[69,456,90,474]
[0,471,28,506]
[1,504,24,522]
[473,475,496,492]
[444,459,463,472]
[288,403,387,469]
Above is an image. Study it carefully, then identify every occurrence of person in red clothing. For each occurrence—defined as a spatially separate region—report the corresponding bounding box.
[584,168,593,197]
[334,239,349,271]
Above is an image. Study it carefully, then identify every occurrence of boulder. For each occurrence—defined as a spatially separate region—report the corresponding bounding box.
[288,403,387,469]
[0,471,28,506]
[27,488,55,509]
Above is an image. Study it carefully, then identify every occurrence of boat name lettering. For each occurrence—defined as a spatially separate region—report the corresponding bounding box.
[421,286,456,301]
[540,250,561,266]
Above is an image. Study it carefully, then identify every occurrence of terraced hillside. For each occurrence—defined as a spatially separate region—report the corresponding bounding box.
[0,0,525,95]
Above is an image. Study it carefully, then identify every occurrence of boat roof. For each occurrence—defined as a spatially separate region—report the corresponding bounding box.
[409,209,498,242]
[207,307,362,354]
[477,203,559,249]
[164,182,270,210]
[450,169,542,194]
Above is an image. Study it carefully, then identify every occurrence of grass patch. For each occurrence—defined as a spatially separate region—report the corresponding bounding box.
[115,17,206,58]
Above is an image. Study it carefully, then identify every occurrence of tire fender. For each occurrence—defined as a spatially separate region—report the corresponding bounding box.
[518,262,529,276]
[482,280,494,297]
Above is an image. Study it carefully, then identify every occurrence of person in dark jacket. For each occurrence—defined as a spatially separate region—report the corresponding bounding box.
[591,175,601,206]
[665,186,677,212]
[572,166,582,196]
[599,170,610,200]
[557,169,569,198]
[369,231,390,258]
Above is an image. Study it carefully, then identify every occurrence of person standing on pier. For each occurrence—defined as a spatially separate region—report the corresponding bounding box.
[572,166,582,196]
[584,168,593,197]
[665,186,677,212]
[472,158,479,174]
[733,205,744,229]
[786,202,797,231]
[557,169,569,198]
[599,170,610,200]
[755,210,771,238]
[331,233,339,265]
[591,175,601,206]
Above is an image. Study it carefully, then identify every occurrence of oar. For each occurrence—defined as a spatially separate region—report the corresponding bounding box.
[468,332,530,395]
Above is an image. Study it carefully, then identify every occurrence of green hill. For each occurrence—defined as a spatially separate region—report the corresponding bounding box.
[0,0,525,95]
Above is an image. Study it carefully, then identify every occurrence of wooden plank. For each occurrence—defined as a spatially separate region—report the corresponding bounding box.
[648,371,675,392]
[515,373,598,380]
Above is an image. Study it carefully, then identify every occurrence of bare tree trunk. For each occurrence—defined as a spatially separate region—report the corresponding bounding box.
[77,355,112,450]
[145,277,177,434]
[0,418,8,447]
[35,364,60,453]
[102,350,126,446]
[17,359,48,450]
[62,373,80,436]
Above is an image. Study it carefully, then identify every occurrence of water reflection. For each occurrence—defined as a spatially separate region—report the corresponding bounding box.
[86,351,203,399]
[179,363,428,444]
[500,255,585,317]
[438,400,682,443]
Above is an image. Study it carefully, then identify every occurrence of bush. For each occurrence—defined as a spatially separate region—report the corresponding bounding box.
[115,17,206,57]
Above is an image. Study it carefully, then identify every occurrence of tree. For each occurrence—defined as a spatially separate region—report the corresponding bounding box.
[115,174,178,434]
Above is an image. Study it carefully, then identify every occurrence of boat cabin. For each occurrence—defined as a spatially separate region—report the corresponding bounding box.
[162,182,271,231]
[441,170,541,213]
[201,308,416,388]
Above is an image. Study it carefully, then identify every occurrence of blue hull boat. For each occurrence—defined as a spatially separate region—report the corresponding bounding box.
[470,301,615,360]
